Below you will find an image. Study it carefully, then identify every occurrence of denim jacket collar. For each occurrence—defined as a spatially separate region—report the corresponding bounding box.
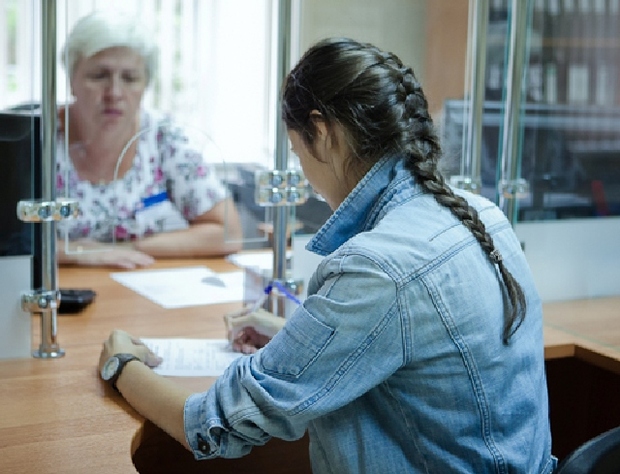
[307,155,418,256]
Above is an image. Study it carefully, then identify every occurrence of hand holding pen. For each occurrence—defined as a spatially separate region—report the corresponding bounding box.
[223,284,295,354]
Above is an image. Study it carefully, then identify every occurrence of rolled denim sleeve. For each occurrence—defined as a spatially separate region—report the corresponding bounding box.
[184,391,223,460]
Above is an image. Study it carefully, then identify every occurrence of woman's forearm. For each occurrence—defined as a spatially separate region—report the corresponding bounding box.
[135,199,243,258]
[134,222,242,258]
[115,360,193,450]
[56,239,155,269]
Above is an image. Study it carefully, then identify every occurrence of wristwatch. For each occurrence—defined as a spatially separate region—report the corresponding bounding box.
[101,353,141,392]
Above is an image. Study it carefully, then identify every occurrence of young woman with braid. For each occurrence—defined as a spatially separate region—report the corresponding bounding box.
[98,38,557,473]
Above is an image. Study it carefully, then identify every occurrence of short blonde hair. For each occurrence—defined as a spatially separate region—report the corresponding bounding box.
[61,10,158,84]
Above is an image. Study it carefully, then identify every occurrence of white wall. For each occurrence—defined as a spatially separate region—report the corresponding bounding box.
[298,0,428,84]
[516,218,620,302]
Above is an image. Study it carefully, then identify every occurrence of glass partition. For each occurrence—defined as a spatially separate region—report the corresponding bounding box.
[4,0,617,306]
[48,0,285,259]
[440,0,620,303]
[0,0,325,311]
[442,0,620,222]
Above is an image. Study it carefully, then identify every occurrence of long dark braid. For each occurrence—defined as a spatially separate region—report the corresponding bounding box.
[391,52,526,343]
[282,38,526,343]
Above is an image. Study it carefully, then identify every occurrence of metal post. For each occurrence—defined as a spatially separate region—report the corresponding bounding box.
[498,0,530,224]
[271,0,293,318]
[34,0,63,358]
[463,0,489,187]
[449,0,488,194]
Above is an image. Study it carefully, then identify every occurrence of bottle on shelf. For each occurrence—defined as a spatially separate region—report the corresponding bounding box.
[576,0,593,39]
[528,59,545,103]
[545,47,569,104]
[545,0,562,40]
[489,0,509,24]
[566,48,591,105]
[592,55,616,107]
[605,0,620,40]
[560,0,577,39]
[532,0,546,35]
[590,0,607,40]
[543,60,559,105]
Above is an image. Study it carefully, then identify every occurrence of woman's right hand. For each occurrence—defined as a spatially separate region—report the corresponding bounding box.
[224,307,286,354]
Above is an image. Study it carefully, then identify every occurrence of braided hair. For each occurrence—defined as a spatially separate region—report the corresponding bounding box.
[282,38,525,343]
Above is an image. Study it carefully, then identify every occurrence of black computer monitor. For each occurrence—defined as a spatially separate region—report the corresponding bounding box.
[0,107,42,287]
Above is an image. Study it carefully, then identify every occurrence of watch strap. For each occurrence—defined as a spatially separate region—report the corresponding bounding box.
[109,353,141,392]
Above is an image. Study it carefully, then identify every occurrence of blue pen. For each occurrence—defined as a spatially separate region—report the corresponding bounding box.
[248,285,272,313]
[272,280,302,305]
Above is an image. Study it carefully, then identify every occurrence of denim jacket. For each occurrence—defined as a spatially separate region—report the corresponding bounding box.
[185,155,557,474]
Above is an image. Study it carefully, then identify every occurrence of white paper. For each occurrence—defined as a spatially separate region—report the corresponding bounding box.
[227,251,290,272]
[142,338,244,376]
[110,266,244,308]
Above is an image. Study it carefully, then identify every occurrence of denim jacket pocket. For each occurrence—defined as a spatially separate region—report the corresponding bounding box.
[259,306,335,379]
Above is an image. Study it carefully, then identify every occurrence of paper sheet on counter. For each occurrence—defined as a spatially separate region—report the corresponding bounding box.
[226,250,292,272]
[110,266,244,308]
[142,338,244,377]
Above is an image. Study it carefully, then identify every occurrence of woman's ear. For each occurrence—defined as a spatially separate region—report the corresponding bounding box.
[309,110,332,151]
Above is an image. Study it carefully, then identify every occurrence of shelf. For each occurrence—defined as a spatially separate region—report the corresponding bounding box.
[443,100,620,133]
[541,38,620,49]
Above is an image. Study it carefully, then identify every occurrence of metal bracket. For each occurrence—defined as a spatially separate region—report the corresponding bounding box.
[17,199,77,359]
[17,199,80,222]
[21,289,61,313]
[265,277,304,318]
[254,170,310,206]
[498,178,530,199]
[449,175,482,193]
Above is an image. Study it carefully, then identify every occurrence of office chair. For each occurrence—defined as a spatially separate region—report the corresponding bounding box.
[555,425,620,474]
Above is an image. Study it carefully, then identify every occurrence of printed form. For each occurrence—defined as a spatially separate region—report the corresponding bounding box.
[141,338,245,377]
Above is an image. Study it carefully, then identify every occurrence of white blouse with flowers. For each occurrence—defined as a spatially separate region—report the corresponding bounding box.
[55,110,228,243]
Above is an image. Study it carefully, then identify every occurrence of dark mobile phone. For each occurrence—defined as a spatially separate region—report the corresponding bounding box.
[58,288,96,314]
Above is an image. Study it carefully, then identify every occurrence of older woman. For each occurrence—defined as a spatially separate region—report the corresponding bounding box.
[56,10,242,269]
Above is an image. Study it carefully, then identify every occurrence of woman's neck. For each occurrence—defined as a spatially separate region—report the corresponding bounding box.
[65,108,141,183]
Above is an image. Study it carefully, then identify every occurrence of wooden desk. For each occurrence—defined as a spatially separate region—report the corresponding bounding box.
[541,296,620,459]
[0,259,619,473]
[0,258,244,474]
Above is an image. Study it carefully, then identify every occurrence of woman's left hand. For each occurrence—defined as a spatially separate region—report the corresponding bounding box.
[98,329,163,372]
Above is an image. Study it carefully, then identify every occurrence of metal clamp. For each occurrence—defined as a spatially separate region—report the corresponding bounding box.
[272,278,304,304]
[255,170,310,206]
[17,199,80,222]
[21,289,61,313]
[449,175,482,193]
[498,178,530,199]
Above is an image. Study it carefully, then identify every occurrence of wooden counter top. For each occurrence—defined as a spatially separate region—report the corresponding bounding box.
[0,257,619,473]
[543,296,620,375]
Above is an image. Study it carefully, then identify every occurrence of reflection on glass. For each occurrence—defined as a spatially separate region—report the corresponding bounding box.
[518,0,620,221]
[1,0,329,267]
[55,10,244,267]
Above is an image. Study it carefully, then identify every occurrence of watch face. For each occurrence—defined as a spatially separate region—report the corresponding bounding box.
[101,356,120,381]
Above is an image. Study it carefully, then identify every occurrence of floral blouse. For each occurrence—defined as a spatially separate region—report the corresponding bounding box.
[56,110,228,242]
